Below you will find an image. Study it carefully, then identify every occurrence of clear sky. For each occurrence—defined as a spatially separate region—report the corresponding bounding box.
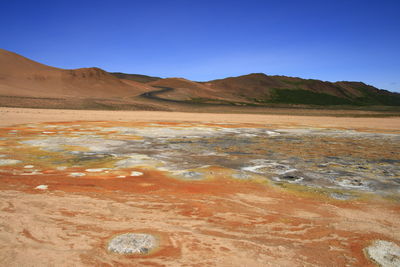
[1,0,399,92]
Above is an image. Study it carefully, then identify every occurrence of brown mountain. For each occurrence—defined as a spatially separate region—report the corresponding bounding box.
[0,49,153,98]
[204,73,400,106]
[148,73,400,106]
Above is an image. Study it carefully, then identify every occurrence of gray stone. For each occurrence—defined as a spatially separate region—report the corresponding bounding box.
[107,233,157,254]
[365,240,400,267]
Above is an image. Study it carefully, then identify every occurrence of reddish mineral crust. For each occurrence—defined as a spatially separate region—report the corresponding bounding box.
[0,120,398,266]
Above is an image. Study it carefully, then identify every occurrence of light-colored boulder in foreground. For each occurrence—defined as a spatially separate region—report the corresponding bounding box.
[364,240,400,267]
[107,233,157,254]
[35,185,48,190]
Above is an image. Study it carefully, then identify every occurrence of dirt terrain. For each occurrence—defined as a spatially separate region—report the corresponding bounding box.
[0,109,399,266]
[1,107,400,131]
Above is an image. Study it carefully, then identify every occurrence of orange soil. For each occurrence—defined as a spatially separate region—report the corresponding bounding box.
[0,117,399,266]
[1,165,399,266]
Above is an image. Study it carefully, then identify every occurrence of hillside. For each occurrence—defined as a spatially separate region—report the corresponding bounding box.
[198,73,400,106]
[109,72,161,83]
[147,78,241,102]
[0,49,153,98]
[138,72,400,107]
[0,49,399,111]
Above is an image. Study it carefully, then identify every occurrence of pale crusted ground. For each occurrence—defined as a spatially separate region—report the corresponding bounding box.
[0,183,398,266]
[0,109,399,266]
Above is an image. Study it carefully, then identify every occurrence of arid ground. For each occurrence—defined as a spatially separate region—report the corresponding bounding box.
[0,108,399,266]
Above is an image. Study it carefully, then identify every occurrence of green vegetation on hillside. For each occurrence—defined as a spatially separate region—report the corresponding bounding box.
[109,72,161,83]
[352,85,400,106]
[270,89,355,105]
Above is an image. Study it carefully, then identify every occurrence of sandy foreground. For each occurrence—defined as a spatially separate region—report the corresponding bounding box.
[1,107,400,131]
[0,108,399,266]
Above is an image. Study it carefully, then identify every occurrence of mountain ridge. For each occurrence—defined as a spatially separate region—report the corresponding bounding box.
[1,49,399,108]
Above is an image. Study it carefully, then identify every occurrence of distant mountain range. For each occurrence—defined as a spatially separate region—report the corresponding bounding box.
[1,48,399,110]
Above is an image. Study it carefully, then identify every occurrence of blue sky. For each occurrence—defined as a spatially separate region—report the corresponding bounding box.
[1,0,399,92]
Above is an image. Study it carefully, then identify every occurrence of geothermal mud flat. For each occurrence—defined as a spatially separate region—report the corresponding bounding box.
[0,120,399,266]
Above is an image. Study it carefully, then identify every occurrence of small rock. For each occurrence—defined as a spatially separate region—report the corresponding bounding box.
[85,168,109,172]
[56,166,67,171]
[24,165,34,169]
[265,130,280,136]
[69,172,86,177]
[21,171,42,175]
[107,233,157,254]
[130,171,143,176]
[35,185,48,190]
[336,178,368,189]
[365,240,400,267]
